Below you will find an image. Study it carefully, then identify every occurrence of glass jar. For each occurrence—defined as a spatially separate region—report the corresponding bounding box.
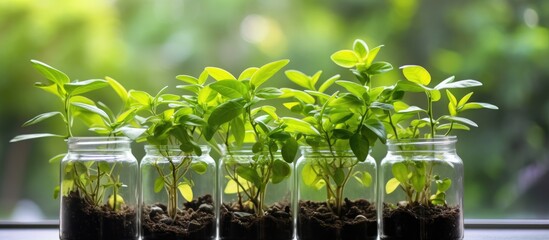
[60,137,138,240]
[379,136,463,240]
[295,147,377,240]
[140,145,216,240]
[218,150,294,240]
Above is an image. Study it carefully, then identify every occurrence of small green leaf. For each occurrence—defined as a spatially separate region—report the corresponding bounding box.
[256,87,283,99]
[318,74,340,93]
[302,163,317,186]
[178,183,194,202]
[48,153,66,164]
[331,94,363,108]
[10,133,65,143]
[392,162,409,183]
[272,159,291,184]
[436,123,470,131]
[353,39,369,60]
[251,59,289,88]
[400,65,431,85]
[395,80,425,92]
[357,171,372,187]
[191,161,208,174]
[53,185,60,199]
[178,114,207,127]
[22,111,63,127]
[461,102,499,111]
[436,178,452,192]
[231,117,245,146]
[98,162,111,173]
[434,76,456,90]
[281,117,320,136]
[446,90,458,107]
[205,67,236,80]
[335,80,367,98]
[430,89,442,102]
[176,75,199,84]
[440,79,482,89]
[108,194,125,211]
[64,79,109,96]
[333,168,345,186]
[31,60,70,85]
[333,129,354,139]
[72,102,110,121]
[210,80,248,98]
[443,116,478,127]
[286,70,314,90]
[208,99,244,126]
[411,173,426,193]
[365,45,383,67]
[238,67,259,80]
[350,132,369,162]
[281,137,298,163]
[154,177,164,193]
[367,61,393,75]
[280,88,315,104]
[386,178,400,194]
[331,50,360,68]
[129,90,152,108]
[236,166,261,187]
[458,92,474,107]
[363,119,387,144]
[106,77,128,102]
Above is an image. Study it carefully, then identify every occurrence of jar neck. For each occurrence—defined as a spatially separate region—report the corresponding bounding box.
[387,136,457,153]
[67,137,131,152]
[145,145,210,156]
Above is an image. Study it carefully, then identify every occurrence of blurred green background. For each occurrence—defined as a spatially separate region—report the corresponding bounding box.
[1,0,548,220]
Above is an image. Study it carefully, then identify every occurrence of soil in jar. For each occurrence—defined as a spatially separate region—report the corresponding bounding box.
[60,191,138,240]
[141,194,215,240]
[219,201,293,240]
[297,198,377,240]
[381,202,462,240]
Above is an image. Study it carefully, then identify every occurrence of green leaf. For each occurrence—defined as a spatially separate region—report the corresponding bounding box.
[430,89,442,102]
[333,168,345,185]
[251,59,289,88]
[350,132,369,162]
[281,117,320,136]
[178,183,193,202]
[256,87,283,99]
[178,114,207,127]
[205,67,236,80]
[436,123,470,131]
[318,74,340,93]
[108,194,125,211]
[53,185,60,199]
[31,60,70,85]
[335,80,367,98]
[355,171,372,187]
[49,153,66,164]
[238,67,259,80]
[22,111,63,127]
[392,162,409,183]
[365,45,383,67]
[395,80,425,92]
[129,90,152,108]
[191,161,208,174]
[64,79,109,96]
[98,161,111,173]
[154,177,164,193]
[34,82,64,98]
[236,166,261,187]
[71,102,110,121]
[363,119,387,144]
[397,106,427,114]
[119,127,147,140]
[280,88,315,104]
[436,178,452,192]
[272,159,291,184]
[353,39,369,60]
[439,79,482,89]
[10,133,65,143]
[208,99,244,126]
[331,93,363,108]
[367,61,393,75]
[461,102,499,111]
[434,76,456,90]
[176,75,199,84]
[442,116,478,127]
[331,50,359,68]
[286,70,314,90]
[106,77,128,102]
[385,178,400,194]
[400,65,431,85]
[210,79,248,98]
[281,137,298,163]
[457,92,474,107]
[447,90,458,107]
[333,129,354,139]
[231,117,245,146]
[302,163,317,186]
[411,173,426,193]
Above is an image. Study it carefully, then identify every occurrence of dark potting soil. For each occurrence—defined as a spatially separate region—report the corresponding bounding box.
[141,194,215,240]
[297,198,377,240]
[60,191,138,240]
[219,201,293,240]
[381,203,462,240]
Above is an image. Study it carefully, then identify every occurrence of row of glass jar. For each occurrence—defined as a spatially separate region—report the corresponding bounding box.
[59,136,463,240]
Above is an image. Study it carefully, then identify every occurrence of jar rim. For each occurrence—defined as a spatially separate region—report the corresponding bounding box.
[144,144,211,152]
[387,136,457,145]
[67,136,131,144]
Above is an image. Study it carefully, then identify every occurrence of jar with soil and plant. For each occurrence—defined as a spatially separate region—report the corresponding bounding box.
[378,65,498,240]
[284,39,393,240]
[11,60,144,240]
[202,60,299,240]
[130,82,217,240]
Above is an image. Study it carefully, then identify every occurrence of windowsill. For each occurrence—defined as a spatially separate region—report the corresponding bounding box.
[1,219,548,240]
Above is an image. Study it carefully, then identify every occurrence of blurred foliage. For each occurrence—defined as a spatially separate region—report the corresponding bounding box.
[1,0,548,219]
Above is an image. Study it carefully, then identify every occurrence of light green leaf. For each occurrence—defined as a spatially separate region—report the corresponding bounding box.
[461,102,499,111]
[210,80,248,98]
[238,67,259,80]
[154,177,164,193]
[64,79,109,96]
[411,173,426,193]
[367,61,393,75]
[355,171,372,187]
[440,79,482,89]
[129,90,152,108]
[397,106,426,114]
[281,117,320,136]
[178,183,193,202]
[22,111,63,127]
[350,132,369,162]
[34,82,64,98]
[191,161,208,174]
[236,166,261,187]
[98,162,111,173]
[365,45,383,67]
[281,137,298,163]
[256,87,283,99]
[108,194,125,211]
[272,159,291,184]
[224,176,251,194]
[336,80,367,98]
[443,116,478,127]
[10,133,65,143]
[285,70,314,90]
[353,39,369,60]
[430,89,441,102]
[251,59,289,88]
[176,75,199,84]
[318,74,340,93]
[302,163,317,186]
[447,90,458,107]
[331,50,359,68]
[395,80,425,92]
[71,102,110,121]
[333,168,345,185]
[436,178,452,192]
[364,118,387,144]
[458,92,474,107]
[392,162,409,183]
[31,60,70,85]
[331,94,363,108]
[280,88,315,104]
[197,85,216,105]
[49,153,66,164]
[208,99,244,126]
[106,77,128,102]
[385,178,400,194]
[434,76,456,90]
[400,65,431,85]
[205,67,236,81]
[436,123,470,131]
[230,117,245,146]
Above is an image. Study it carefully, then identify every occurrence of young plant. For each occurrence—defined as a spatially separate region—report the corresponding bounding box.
[10,61,137,211]
[204,60,298,216]
[283,39,392,216]
[383,65,499,206]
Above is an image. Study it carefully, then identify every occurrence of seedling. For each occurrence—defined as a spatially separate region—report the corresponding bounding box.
[204,60,298,216]
[283,39,392,216]
[383,65,499,206]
